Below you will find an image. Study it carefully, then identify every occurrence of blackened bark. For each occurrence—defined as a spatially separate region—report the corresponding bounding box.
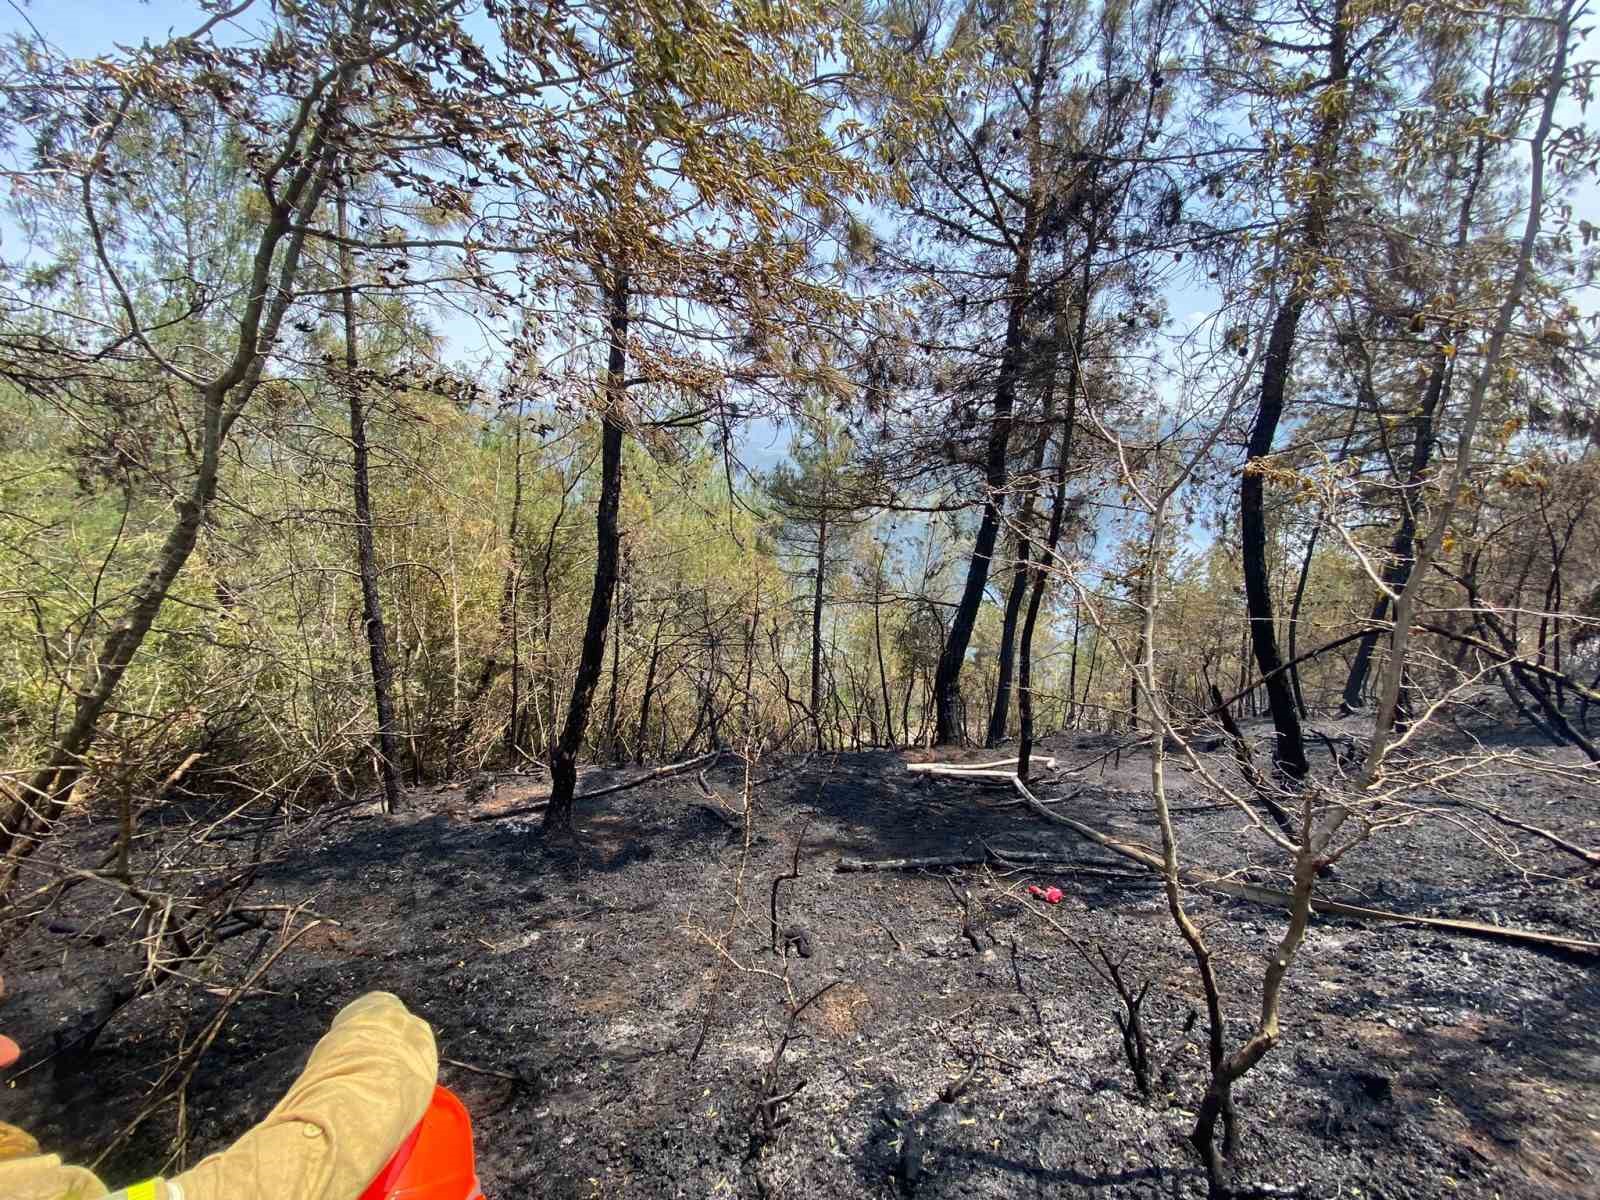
[635,614,663,763]
[932,367,1019,744]
[811,513,828,750]
[873,549,895,747]
[1018,480,1064,777]
[1285,521,1319,719]
[986,539,1033,746]
[1018,268,1087,780]
[604,538,626,761]
[505,415,525,757]
[902,660,916,747]
[1284,403,1357,719]
[1459,568,1600,763]
[1243,303,1313,780]
[1080,636,1100,724]
[545,271,629,837]
[1340,354,1448,712]
[1342,114,1488,713]
[988,387,1058,746]
[338,190,402,814]
[605,606,623,761]
[1066,592,1081,728]
[932,13,1054,746]
[1240,2,1347,782]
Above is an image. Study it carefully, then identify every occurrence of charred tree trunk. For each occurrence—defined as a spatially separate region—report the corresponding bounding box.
[987,539,1033,747]
[504,416,526,757]
[932,293,1028,745]
[1286,521,1319,720]
[635,614,663,764]
[902,660,916,748]
[605,609,623,762]
[1285,410,1356,719]
[545,270,629,837]
[1340,354,1449,713]
[1243,311,1313,780]
[1018,266,1086,780]
[1240,3,1348,783]
[603,538,627,762]
[337,190,402,814]
[873,548,896,748]
[931,15,1054,746]
[1460,569,1600,763]
[1342,115,1489,713]
[1066,592,1081,729]
[988,366,1060,747]
[811,513,828,750]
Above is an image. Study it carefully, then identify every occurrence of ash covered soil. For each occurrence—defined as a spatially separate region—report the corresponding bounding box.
[5,725,1599,1200]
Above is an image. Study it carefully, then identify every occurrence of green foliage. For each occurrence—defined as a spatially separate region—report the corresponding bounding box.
[0,0,1592,800]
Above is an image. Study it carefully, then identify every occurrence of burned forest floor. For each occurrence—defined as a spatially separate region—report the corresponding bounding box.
[4,718,1599,1200]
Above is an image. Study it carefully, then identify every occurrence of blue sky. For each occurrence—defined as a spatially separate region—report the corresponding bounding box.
[7,0,197,54]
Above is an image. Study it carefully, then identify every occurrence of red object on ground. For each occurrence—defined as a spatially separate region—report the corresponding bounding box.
[1026,885,1064,904]
[358,1085,485,1200]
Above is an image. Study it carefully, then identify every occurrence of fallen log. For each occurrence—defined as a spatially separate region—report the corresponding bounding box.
[999,774,1600,958]
[837,848,1149,880]
[840,852,993,871]
[1208,878,1600,955]
[472,751,723,822]
[907,757,1056,774]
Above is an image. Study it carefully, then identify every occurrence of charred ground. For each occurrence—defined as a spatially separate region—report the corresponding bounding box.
[3,724,1598,1200]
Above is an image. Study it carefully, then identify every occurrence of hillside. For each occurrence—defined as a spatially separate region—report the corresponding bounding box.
[5,729,1596,1199]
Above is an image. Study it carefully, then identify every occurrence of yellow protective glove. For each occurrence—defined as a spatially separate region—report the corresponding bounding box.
[167,991,438,1200]
[0,992,436,1200]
